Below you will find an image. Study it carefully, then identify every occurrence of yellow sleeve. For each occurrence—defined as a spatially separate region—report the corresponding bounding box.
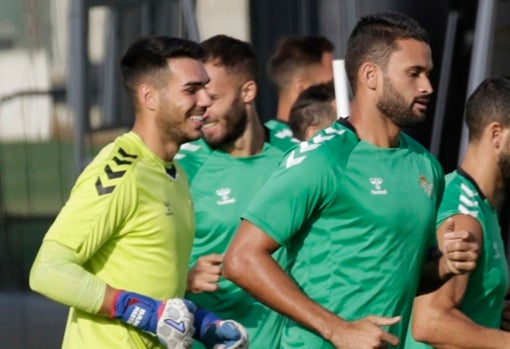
[29,240,106,314]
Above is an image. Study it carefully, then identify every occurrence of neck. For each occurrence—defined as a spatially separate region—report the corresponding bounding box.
[348,96,401,148]
[132,117,179,162]
[460,145,504,208]
[222,104,266,157]
[276,90,296,123]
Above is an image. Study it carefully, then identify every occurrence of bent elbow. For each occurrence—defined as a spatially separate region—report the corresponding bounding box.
[410,309,442,343]
[222,250,245,284]
[29,258,47,295]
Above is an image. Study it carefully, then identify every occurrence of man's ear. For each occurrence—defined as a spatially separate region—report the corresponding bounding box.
[241,80,257,103]
[137,83,158,111]
[359,62,378,90]
[487,121,505,149]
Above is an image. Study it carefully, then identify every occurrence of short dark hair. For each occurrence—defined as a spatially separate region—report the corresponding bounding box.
[200,34,259,82]
[345,12,429,93]
[465,76,510,141]
[120,36,205,103]
[289,81,337,140]
[267,35,334,91]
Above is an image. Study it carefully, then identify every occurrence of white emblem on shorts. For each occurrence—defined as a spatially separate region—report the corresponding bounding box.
[370,177,387,195]
[216,188,236,205]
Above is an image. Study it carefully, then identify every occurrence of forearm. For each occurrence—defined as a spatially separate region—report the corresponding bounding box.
[223,247,343,341]
[412,303,510,348]
[29,239,106,314]
[417,250,450,295]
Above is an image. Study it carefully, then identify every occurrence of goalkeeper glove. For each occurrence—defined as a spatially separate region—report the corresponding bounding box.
[111,290,196,349]
[194,308,249,349]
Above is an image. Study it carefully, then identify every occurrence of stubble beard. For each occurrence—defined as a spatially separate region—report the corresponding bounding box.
[204,96,248,148]
[377,76,426,128]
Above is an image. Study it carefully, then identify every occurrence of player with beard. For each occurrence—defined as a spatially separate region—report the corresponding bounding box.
[405,77,510,349]
[176,35,287,349]
[29,36,249,349]
[223,12,480,349]
[265,35,335,151]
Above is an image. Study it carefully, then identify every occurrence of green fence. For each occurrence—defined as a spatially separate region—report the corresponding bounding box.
[0,141,74,289]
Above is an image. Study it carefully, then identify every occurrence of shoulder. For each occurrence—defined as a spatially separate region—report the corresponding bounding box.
[73,133,143,199]
[176,138,211,161]
[264,120,300,151]
[280,122,358,172]
[400,132,444,173]
[175,138,212,179]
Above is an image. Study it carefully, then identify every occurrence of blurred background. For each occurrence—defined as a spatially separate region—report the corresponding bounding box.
[0,0,509,347]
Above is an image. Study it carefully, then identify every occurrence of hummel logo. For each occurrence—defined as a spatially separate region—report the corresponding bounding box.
[216,188,236,205]
[164,318,186,333]
[370,177,387,195]
[285,150,306,168]
[164,201,173,216]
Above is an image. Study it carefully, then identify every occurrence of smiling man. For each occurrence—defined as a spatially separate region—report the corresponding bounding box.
[176,35,287,349]
[29,36,247,349]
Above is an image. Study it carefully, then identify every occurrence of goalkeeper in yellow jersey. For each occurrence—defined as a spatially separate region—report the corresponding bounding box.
[29,36,247,349]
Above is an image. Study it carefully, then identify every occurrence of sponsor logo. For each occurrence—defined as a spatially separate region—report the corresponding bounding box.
[216,188,236,205]
[164,318,186,333]
[127,306,146,327]
[370,177,387,195]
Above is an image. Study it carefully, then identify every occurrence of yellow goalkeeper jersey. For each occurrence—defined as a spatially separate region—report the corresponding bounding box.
[44,131,195,348]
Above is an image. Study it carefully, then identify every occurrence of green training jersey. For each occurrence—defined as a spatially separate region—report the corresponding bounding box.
[44,131,194,349]
[264,119,299,152]
[405,169,509,349]
[242,121,444,349]
[177,138,287,349]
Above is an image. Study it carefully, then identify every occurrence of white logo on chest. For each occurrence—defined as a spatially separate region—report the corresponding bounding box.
[370,177,387,195]
[216,188,236,205]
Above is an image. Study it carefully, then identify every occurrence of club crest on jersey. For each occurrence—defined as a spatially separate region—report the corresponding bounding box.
[216,188,236,205]
[419,175,433,196]
[370,177,387,195]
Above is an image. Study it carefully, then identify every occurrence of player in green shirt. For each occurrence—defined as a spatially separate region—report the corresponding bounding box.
[29,36,247,349]
[177,34,286,349]
[288,81,337,141]
[406,77,510,348]
[224,12,479,349]
[265,35,335,151]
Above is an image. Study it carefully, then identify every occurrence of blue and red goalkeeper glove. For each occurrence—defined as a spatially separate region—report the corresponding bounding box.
[193,308,249,349]
[111,290,196,349]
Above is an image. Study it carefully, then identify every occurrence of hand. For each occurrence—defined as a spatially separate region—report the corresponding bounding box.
[111,290,195,349]
[193,308,249,348]
[329,315,400,349]
[502,301,510,331]
[441,218,479,275]
[187,254,223,293]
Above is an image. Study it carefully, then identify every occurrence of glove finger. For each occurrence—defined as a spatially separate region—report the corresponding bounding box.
[216,321,241,340]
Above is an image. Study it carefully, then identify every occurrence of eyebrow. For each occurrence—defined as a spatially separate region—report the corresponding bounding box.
[183,79,210,88]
